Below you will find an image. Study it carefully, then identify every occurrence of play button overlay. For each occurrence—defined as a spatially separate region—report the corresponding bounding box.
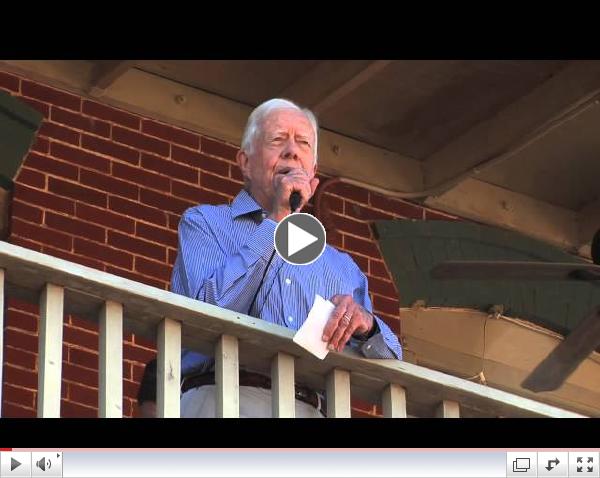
[275,213,326,265]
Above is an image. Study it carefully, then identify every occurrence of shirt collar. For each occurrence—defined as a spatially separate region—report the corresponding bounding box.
[231,189,265,219]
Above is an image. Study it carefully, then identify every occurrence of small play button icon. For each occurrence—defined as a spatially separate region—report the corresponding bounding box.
[275,213,326,265]
[11,458,21,471]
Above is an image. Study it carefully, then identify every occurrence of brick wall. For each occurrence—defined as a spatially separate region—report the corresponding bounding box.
[0,69,457,418]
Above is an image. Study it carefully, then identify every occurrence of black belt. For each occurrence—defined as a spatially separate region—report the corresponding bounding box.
[181,370,326,417]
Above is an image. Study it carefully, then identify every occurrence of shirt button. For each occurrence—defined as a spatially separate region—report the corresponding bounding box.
[366,345,372,350]
[288,316,294,322]
[285,278,291,285]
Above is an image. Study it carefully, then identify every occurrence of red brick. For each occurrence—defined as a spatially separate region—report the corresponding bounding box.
[130,362,145,383]
[424,209,459,221]
[123,398,134,417]
[142,120,199,149]
[135,222,178,249]
[24,151,79,180]
[68,382,98,408]
[201,137,238,162]
[69,315,99,333]
[230,165,244,182]
[0,71,20,92]
[200,172,242,196]
[373,295,400,316]
[329,182,369,204]
[2,402,36,418]
[42,245,104,270]
[3,364,38,389]
[140,189,194,216]
[325,213,371,238]
[31,136,50,154]
[79,169,139,201]
[3,383,35,408]
[82,134,139,165]
[61,399,97,418]
[48,177,107,208]
[142,153,198,184]
[20,96,49,118]
[122,361,133,381]
[123,379,140,399]
[172,145,229,176]
[5,308,38,333]
[370,259,391,280]
[22,80,81,111]
[344,235,380,258]
[113,126,169,156]
[15,167,45,189]
[12,218,73,251]
[108,230,166,261]
[370,193,423,219]
[51,106,111,137]
[318,193,344,215]
[82,100,140,130]
[105,266,167,290]
[327,231,344,249]
[132,334,156,350]
[50,142,111,173]
[168,213,180,231]
[12,200,43,224]
[112,162,170,192]
[7,297,39,315]
[348,252,369,273]
[367,276,398,298]
[168,248,177,265]
[13,183,75,215]
[45,211,105,242]
[351,408,378,418]
[10,236,43,251]
[38,122,80,145]
[346,202,394,221]
[63,324,99,350]
[62,363,98,388]
[109,196,166,226]
[3,346,37,370]
[135,256,172,282]
[123,343,157,365]
[74,237,133,270]
[171,179,229,205]
[69,348,98,369]
[76,203,135,234]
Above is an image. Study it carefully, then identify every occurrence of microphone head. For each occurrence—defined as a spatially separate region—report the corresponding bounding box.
[592,228,600,265]
[289,191,301,212]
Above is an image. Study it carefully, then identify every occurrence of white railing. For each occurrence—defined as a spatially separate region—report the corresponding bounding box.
[0,242,585,418]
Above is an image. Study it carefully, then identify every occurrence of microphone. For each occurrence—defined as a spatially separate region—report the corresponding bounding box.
[289,191,301,213]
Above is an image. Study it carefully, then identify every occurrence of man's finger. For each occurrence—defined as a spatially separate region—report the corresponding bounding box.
[322,295,350,341]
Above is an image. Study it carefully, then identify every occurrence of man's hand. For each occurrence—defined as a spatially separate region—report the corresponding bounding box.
[322,295,375,352]
[267,168,319,222]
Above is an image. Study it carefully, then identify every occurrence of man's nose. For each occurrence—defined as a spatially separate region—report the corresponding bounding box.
[281,139,300,160]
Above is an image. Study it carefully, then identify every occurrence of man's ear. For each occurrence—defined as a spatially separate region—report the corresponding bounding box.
[236,149,250,180]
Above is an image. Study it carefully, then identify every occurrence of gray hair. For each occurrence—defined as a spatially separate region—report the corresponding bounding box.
[240,98,319,163]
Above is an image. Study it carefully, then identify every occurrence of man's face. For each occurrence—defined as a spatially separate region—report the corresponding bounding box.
[237,108,317,209]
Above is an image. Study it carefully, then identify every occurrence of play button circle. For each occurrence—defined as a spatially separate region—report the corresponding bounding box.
[274,213,326,265]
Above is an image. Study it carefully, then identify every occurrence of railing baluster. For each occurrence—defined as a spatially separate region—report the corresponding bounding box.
[215,334,239,418]
[99,300,123,417]
[157,318,181,418]
[38,283,64,418]
[271,352,295,418]
[436,399,460,418]
[382,383,407,418]
[326,368,351,418]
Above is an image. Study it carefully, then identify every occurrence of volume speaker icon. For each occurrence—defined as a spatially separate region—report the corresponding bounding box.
[36,457,52,471]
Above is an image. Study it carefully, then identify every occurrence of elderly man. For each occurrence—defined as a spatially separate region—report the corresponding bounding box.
[171,98,402,417]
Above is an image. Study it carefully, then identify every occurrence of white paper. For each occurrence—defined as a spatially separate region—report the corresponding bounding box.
[293,294,335,359]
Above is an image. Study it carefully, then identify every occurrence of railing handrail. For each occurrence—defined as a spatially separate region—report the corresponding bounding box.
[0,241,585,418]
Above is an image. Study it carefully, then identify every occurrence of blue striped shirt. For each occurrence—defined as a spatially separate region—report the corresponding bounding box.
[171,189,402,377]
